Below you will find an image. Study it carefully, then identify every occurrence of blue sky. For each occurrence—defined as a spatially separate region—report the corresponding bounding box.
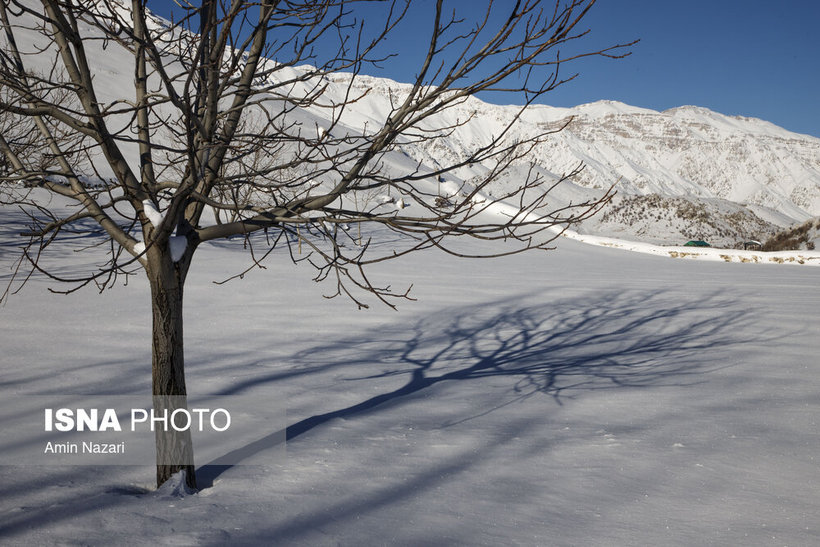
[146,1,820,137]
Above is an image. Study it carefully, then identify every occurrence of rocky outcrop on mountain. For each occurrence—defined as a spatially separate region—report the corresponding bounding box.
[552,102,820,220]
[762,218,820,251]
[581,193,782,248]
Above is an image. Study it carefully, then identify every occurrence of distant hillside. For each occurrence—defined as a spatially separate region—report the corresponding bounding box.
[8,0,820,248]
[581,194,781,248]
[319,71,820,245]
[762,218,820,251]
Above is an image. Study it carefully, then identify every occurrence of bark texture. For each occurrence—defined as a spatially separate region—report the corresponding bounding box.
[148,248,196,490]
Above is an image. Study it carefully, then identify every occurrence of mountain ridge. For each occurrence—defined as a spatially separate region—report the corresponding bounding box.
[319,68,820,240]
[6,0,818,249]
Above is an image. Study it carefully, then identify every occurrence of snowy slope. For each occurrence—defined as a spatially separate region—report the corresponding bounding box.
[317,73,820,245]
[5,0,820,249]
[1,217,819,545]
[2,6,820,544]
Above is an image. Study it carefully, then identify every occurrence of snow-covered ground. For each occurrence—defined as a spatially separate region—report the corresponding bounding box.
[1,3,819,543]
[2,216,819,545]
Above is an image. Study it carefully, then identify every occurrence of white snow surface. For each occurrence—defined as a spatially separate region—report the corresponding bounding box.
[141,200,164,230]
[488,199,820,267]
[169,236,187,263]
[1,214,819,545]
[1,5,820,543]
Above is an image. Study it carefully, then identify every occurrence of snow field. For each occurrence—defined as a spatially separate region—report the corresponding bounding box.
[1,226,818,545]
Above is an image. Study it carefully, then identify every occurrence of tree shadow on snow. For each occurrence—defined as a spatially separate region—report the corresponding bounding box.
[199,287,762,487]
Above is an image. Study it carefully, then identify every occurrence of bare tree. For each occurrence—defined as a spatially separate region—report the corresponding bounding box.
[0,0,631,489]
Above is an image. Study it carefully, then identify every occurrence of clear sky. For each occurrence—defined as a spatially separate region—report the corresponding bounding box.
[146,0,820,138]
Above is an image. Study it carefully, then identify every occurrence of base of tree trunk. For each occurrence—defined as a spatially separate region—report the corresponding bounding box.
[157,464,198,491]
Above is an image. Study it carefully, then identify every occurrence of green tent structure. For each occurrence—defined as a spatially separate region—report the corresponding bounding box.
[684,240,711,247]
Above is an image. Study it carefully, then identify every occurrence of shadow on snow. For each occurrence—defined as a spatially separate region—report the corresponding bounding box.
[198,287,759,487]
[0,287,767,540]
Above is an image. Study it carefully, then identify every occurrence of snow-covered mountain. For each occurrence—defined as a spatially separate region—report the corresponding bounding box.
[314,72,820,247]
[532,101,820,218]
[6,0,819,248]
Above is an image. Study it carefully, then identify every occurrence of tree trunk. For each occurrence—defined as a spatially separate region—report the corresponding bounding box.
[148,248,197,490]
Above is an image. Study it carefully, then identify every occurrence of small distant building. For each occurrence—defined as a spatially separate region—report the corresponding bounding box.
[743,240,762,250]
[684,240,711,247]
